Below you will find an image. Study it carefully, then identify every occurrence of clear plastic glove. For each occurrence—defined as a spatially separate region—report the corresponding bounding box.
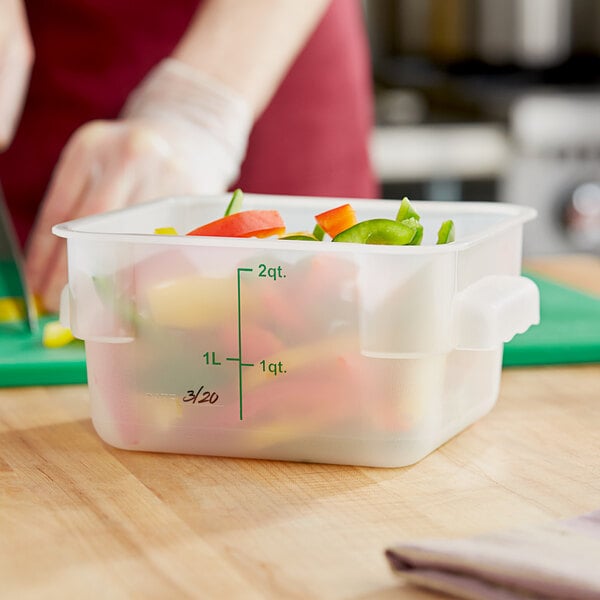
[0,0,34,149]
[25,58,253,312]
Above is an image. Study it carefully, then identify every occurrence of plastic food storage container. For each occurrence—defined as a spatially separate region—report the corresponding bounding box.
[54,194,539,467]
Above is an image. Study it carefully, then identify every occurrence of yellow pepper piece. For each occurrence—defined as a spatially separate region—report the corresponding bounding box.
[154,227,178,235]
[42,320,74,348]
[0,295,45,322]
[0,297,26,322]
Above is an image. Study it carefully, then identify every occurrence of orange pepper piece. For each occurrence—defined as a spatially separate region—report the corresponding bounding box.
[186,210,285,238]
[314,203,357,238]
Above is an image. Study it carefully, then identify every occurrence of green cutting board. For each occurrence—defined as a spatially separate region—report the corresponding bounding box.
[0,317,87,387]
[503,272,600,366]
[0,260,86,387]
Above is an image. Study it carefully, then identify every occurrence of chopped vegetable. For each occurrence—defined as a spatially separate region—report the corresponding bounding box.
[0,297,28,322]
[186,210,285,239]
[154,227,178,235]
[400,217,424,246]
[224,188,244,216]
[394,199,423,245]
[0,295,44,323]
[410,227,423,245]
[312,223,325,241]
[279,232,319,241]
[332,219,417,245]
[315,204,357,238]
[42,320,74,348]
[395,197,420,222]
[437,220,455,244]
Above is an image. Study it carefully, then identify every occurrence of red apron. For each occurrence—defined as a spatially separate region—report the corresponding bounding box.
[0,0,378,245]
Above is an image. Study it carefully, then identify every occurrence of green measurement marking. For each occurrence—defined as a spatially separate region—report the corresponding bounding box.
[230,267,254,420]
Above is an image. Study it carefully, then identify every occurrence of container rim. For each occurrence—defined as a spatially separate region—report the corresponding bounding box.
[52,193,537,255]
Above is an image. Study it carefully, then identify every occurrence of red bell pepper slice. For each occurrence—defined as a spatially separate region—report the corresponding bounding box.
[314,204,357,238]
[186,210,285,238]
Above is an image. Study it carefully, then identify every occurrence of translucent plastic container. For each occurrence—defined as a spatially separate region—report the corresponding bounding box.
[54,194,539,467]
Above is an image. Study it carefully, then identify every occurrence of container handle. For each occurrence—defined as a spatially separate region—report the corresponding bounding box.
[453,275,540,350]
[58,283,135,344]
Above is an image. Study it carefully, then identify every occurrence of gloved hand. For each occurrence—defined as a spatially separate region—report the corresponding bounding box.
[0,0,34,149]
[26,58,253,312]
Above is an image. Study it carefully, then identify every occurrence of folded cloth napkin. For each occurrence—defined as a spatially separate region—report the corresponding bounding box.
[386,510,600,600]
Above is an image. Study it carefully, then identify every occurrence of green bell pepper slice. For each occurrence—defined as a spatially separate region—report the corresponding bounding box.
[224,188,244,216]
[395,197,420,222]
[279,232,319,241]
[399,217,423,245]
[437,220,455,244]
[332,219,416,245]
[312,223,325,241]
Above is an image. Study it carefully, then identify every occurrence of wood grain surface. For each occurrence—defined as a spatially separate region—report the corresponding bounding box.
[1,255,599,600]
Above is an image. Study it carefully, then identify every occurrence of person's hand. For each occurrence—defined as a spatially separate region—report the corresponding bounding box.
[0,0,34,149]
[25,59,253,312]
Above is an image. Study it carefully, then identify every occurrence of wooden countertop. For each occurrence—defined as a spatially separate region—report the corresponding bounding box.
[2,255,599,599]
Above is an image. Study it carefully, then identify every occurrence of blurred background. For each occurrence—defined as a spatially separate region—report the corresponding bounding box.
[363,0,600,256]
